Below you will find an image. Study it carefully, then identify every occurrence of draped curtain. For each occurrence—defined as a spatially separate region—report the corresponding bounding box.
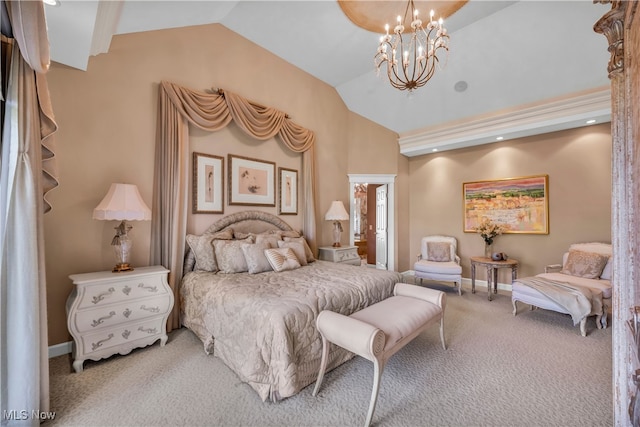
[0,1,59,425]
[152,81,317,331]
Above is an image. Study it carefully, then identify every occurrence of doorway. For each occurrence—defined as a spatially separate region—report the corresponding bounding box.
[348,174,396,271]
[352,183,380,266]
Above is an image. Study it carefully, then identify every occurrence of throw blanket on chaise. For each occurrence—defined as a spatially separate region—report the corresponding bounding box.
[515,276,603,325]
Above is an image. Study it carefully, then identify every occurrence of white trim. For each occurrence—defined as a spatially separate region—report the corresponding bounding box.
[398,87,612,156]
[348,174,396,272]
[461,278,512,293]
[49,341,73,359]
[90,1,123,56]
[402,275,513,293]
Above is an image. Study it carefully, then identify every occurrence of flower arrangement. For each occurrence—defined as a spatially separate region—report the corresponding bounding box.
[475,218,507,246]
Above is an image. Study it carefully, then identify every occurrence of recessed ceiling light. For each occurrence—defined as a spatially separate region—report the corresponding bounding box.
[432,148,438,152]
[454,81,468,92]
[496,136,504,141]
[43,0,60,6]
[586,119,597,124]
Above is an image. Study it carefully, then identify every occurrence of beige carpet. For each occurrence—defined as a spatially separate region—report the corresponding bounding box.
[48,286,612,426]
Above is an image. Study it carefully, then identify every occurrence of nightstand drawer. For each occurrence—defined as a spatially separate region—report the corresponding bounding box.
[72,295,172,333]
[336,250,359,262]
[318,246,361,265]
[80,317,166,356]
[75,274,168,309]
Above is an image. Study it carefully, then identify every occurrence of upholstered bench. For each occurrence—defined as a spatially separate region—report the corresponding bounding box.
[312,283,446,427]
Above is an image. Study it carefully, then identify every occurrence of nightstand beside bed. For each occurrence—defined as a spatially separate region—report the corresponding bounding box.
[318,246,361,266]
[66,265,173,373]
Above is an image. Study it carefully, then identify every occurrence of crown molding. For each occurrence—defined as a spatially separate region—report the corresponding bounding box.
[398,87,612,157]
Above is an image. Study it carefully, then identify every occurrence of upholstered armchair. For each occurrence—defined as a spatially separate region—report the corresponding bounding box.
[414,236,463,295]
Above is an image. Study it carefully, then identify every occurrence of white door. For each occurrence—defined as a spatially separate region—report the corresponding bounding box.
[375,184,388,270]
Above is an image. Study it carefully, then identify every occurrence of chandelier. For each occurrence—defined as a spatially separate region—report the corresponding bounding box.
[374,0,449,92]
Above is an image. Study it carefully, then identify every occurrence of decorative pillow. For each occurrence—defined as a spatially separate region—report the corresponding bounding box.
[233,231,253,240]
[277,240,308,266]
[426,242,451,262]
[213,238,253,274]
[264,248,302,272]
[600,257,613,281]
[561,250,609,279]
[241,242,273,274]
[269,229,301,238]
[185,229,234,272]
[255,234,282,248]
[283,236,315,263]
[569,242,613,280]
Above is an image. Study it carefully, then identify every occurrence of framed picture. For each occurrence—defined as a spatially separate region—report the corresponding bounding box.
[278,167,298,215]
[463,174,549,234]
[193,153,224,214]
[228,154,276,206]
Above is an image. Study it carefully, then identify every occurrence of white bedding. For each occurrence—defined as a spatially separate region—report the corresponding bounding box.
[181,260,402,401]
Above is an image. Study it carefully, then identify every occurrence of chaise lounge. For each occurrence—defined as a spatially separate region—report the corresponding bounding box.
[511,242,612,336]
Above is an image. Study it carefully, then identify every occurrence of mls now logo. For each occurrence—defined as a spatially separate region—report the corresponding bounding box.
[3,410,56,421]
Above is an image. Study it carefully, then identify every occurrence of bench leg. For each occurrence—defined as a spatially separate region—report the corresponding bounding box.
[312,335,330,397]
[439,316,446,350]
[579,317,587,337]
[365,359,385,427]
[512,299,518,316]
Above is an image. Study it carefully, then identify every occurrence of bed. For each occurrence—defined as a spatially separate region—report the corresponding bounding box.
[180,211,402,401]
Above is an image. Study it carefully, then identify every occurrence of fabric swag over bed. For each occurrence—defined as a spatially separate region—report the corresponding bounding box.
[152,81,317,331]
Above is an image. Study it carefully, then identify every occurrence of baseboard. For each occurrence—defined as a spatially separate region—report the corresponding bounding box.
[461,277,513,293]
[49,341,72,359]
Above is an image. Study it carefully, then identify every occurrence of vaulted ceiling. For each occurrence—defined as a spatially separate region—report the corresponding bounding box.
[43,1,612,155]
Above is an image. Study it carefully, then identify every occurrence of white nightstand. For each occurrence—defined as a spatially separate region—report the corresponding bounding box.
[66,265,173,373]
[318,246,361,266]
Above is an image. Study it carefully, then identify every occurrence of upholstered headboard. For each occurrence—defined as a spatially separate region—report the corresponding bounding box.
[201,210,294,235]
[183,211,297,274]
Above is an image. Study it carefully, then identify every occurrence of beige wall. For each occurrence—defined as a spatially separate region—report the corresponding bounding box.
[406,123,612,281]
[44,24,400,346]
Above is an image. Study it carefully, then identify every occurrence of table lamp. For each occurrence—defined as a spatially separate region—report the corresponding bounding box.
[93,183,152,272]
[325,200,349,247]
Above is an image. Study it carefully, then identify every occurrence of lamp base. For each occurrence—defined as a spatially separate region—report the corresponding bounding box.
[113,263,133,273]
[332,222,342,248]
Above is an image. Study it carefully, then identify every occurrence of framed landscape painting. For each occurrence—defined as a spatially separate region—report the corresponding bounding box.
[193,152,224,214]
[228,154,276,206]
[278,167,298,215]
[463,174,549,234]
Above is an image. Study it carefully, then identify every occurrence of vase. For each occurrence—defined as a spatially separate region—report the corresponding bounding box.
[484,243,493,258]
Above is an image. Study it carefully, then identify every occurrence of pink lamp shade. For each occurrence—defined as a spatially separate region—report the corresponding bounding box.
[93,183,151,221]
